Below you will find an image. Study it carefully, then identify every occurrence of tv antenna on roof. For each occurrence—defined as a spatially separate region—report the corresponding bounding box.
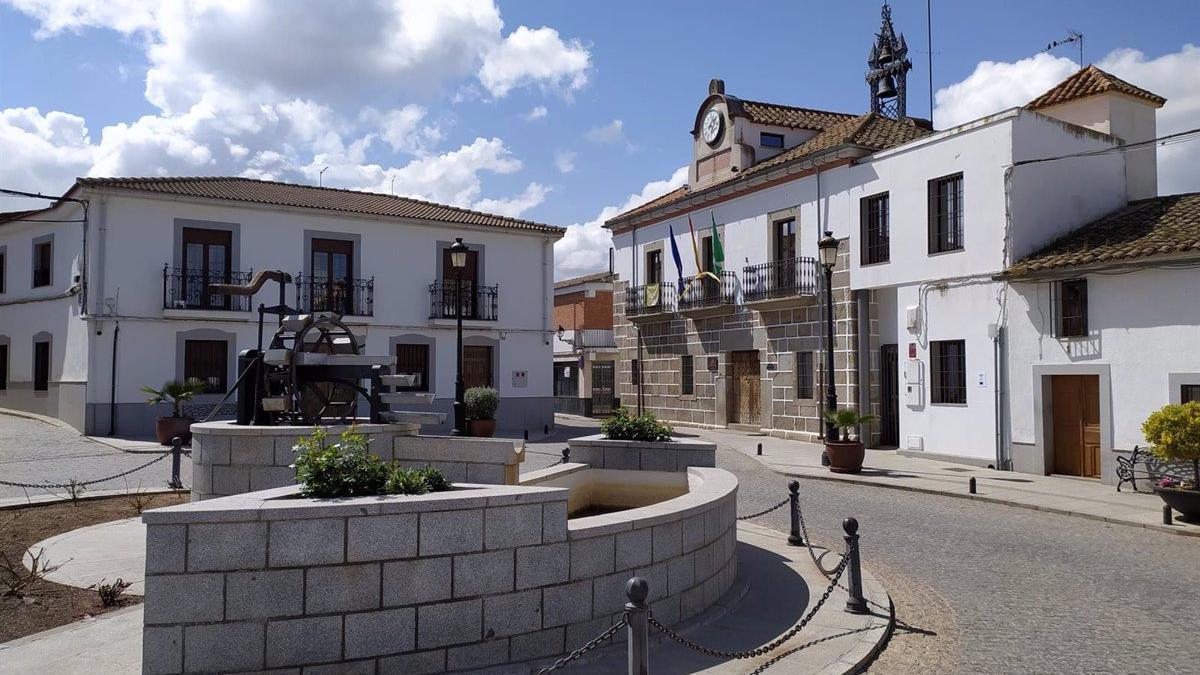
[1044,30,1084,69]
[318,166,329,187]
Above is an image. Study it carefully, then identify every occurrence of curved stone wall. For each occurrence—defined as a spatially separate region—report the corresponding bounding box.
[142,467,737,673]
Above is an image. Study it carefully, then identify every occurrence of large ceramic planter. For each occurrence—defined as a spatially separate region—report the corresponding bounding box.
[1155,486,1200,520]
[154,416,194,445]
[825,440,865,474]
[467,418,496,437]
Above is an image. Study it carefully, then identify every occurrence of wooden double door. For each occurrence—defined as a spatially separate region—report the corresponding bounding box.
[727,351,761,426]
[463,346,493,389]
[1051,374,1101,478]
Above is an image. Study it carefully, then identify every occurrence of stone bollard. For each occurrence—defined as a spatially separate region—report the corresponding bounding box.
[168,437,184,490]
[843,517,869,614]
[625,577,650,675]
[787,481,804,546]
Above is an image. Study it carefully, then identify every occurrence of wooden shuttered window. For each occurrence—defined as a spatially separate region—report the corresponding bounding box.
[681,355,694,396]
[796,351,814,399]
[184,340,227,393]
[395,343,430,392]
[33,340,50,391]
[1055,279,1088,338]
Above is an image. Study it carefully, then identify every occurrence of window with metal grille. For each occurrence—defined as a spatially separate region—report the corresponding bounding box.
[32,240,52,288]
[394,343,430,391]
[796,351,814,399]
[930,340,966,404]
[631,359,640,386]
[1182,384,1200,404]
[860,193,889,265]
[681,355,694,395]
[184,340,227,393]
[33,340,50,391]
[553,363,577,397]
[928,173,964,254]
[760,132,784,148]
[1056,279,1088,338]
[0,343,7,390]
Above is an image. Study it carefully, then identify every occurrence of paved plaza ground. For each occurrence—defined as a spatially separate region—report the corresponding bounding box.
[4,410,1200,673]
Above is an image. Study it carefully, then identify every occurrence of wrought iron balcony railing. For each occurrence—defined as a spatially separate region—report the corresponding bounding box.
[163,265,254,311]
[429,280,499,321]
[296,274,374,316]
[742,257,818,302]
[678,270,738,311]
[626,283,677,317]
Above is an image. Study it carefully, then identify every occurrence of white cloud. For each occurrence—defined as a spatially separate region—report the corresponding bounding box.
[555,166,688,278]
[554,150,575,174]
[524,105,548,121]
[472,182,549,218]
[934,44,1200,195]
[585,119,624,144]
[0,108,94,204]
[379,137,522,206]
[5,0,158,37]
[478,26,589,98]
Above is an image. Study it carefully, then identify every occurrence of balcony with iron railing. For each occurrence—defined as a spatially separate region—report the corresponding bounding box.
[678,270,738,313]
[742,257,819,304]
[295,274,374,316]
[163,265,254,312]
[429,280,499,321]
[625,282,677,319]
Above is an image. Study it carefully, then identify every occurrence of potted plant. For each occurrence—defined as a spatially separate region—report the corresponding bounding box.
[822,408,876,474]
[140,378,207,445]
[1142,402,1200,520]
[465,386,499,437]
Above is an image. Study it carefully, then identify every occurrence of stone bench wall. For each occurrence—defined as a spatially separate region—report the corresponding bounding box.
[190,422,523,501]
[142,469,737,674]
[567,434,717,471]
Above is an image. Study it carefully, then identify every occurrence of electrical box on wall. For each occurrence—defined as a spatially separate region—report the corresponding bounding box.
[905,305,920,331]
[904,358,924,408]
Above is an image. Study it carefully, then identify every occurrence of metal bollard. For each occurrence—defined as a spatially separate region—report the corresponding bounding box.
[168,437,184,490]
[1163,505,1173,525]
[787,481,804,546]
[524,429,529,441]
[544,424,550,435]
[842,517,868,614]
[968,477,977,494]
[757,442,762,456]
[561,447,571,465]
[625,577,650,675]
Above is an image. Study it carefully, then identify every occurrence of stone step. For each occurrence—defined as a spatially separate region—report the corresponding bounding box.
[381,410,446,426]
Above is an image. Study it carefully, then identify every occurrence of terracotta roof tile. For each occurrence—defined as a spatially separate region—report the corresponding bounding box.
[1027,65,1166,109]
[739,100,856,130]
[554,271,615,289]
[72,176,563,234]
[1007,192,1200,275]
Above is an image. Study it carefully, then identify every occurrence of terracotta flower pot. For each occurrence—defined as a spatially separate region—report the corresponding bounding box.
[467,418,496,438]
[825,440,865,474]
[1155,486,1200,520]
[155,416,194,445]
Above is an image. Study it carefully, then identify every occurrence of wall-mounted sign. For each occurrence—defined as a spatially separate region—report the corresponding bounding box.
[766,363,777,371]
[707,356,719,372]
[512,370,528,388]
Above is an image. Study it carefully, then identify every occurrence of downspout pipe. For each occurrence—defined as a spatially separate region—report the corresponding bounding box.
[109,319,120,436]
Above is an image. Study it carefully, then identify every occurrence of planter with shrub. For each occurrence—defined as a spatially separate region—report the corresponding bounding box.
[465,386,499,437]
[1142,402,1200,520]
[566,407,715,471]
[140,378,207,445]
[292,426,452,498]
[822,408,876,474]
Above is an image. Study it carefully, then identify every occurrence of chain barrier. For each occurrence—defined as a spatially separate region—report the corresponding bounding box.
[536,614,628,673]
[648,554,850,660]
[736,496,790,521]
[0,451,172,490]
[793,495,892,615]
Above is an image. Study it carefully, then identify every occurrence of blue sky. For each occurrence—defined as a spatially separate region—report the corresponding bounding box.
[2,1,1198,277]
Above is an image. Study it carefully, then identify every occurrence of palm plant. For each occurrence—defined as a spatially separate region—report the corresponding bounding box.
[140,378,208,419]
[822,408,876,442]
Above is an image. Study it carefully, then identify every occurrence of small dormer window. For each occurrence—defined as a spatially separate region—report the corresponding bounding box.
[760,132,784,149]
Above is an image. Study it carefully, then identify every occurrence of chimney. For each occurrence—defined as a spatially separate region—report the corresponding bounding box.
[708,78,725,95]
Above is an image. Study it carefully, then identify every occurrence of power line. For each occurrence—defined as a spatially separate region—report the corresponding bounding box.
[1011,127,1200,168]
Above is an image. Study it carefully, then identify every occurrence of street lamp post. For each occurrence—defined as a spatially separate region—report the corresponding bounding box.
[449,238,468,436]
[818,231,840,441]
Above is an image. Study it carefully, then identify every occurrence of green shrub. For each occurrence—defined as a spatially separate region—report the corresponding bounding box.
[465,387,499,420]
[292,427,388,498]
[384,466,453,495]
[600,407,673,442]
[1143,402,1200,489]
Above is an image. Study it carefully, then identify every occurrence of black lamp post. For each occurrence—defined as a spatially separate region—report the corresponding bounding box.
[818,231,840,441]
[449,238,468,436]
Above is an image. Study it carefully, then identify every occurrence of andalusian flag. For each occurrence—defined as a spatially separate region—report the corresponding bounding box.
[709,211,725,274]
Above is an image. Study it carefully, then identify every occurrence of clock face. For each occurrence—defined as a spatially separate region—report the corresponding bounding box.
[701,109,722,145]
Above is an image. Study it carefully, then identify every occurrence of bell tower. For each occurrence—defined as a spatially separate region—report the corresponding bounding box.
[866,3,912,119]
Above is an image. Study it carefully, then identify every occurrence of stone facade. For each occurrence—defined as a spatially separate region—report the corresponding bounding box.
[614,243,881,444]
[190,421,525,501]
[142,469,737,674]
[566,434,717,471]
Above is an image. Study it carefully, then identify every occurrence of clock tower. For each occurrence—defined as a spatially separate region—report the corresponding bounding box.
[866,3,912,120]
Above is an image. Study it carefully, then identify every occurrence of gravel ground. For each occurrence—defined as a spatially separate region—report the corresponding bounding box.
[539,418,1200,674]
[0,414,190,500]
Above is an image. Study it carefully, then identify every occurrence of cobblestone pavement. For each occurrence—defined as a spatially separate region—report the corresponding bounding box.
[541,418,1200,674]
[0,414,189,500]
